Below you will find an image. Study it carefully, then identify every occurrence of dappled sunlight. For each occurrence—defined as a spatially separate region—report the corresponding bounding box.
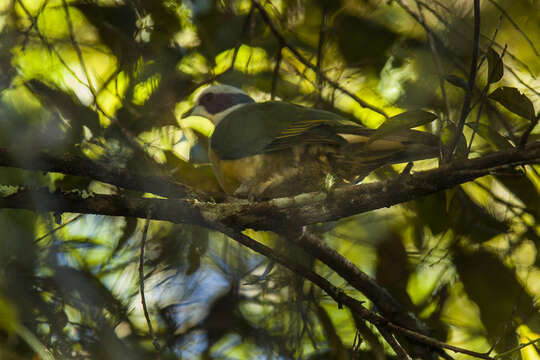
[0,0,539,359]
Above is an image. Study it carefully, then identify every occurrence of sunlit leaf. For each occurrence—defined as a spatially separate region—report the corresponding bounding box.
[113,217,137,252]
[467,123,513,150]
[0,296,18,333]
[368,110,437,143]
[445,75,469,90]
[441,123,467,158]
[25,80,101,134]
[489,87,536,121]
[455,248,540,353]
[496,170,540,218]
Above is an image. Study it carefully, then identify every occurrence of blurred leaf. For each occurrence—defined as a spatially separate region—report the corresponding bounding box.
[164,150,223,197]
[141,0,182,52]
[441,123,467,158]
[450,189,508,243]
[455,248,540,353]
[375,233,414,309]
[194,4,253,61]
[114,217,138,252]
[186,226,209,275]
[331,14,397,67]
[25,80,101,134]
[467,123,513,150]
[54,175,91,192]
[496,170,540,219]
[73,2,140,67]
[0,295,18,333]
[411,191,449,235]
[445,187,459,212]
[53,267,124,318]
[445,75,469,90]
[487,48,504,84]
[314,305,349,360]
[369,110,437,143]
[412,188,508,243]
[89,325,147,360]
[489,87,536,121]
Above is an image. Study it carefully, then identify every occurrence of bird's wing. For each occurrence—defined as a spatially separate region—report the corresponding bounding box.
[211,102,356,159]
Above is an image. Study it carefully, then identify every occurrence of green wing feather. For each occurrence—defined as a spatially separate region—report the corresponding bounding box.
[211,102,355,160]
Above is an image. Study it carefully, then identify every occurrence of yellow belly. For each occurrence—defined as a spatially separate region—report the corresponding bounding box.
[209,147,333,198]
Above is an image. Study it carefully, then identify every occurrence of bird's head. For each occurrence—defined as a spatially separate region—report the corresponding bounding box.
[184,84,255,124]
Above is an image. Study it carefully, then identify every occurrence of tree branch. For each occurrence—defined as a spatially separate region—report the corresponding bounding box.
[447,0,481,157]
[1,142,539,230]
[138,208,161,351]
[2,142,537,359]
[0,148,196,199]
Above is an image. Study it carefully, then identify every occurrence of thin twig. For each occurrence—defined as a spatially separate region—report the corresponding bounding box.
[210,223,495,360]
[251,0,389,119]
[519,113,540,149]
[378,327,413,360]
[61,0,96,95]
[506,66,540,97]
[448,0,481,158]
[394,0,467,74]
[487,0,540,59]
[139,207,161,352]
[494,337,540,358]
[34,214,83,243]
[316,5,328,101]
[415,1,451,128]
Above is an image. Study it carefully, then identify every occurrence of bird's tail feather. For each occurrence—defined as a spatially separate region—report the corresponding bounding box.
[332,127,442,181]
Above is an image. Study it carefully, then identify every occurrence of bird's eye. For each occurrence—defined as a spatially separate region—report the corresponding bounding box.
[201,93,215,104]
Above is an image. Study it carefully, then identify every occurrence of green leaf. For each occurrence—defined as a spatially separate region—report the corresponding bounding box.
[368,110,437,143]
[0,296,17,333]
[497,170,540,218]
[455,248,540,352]
[450,189,508,242]
[488,86,535,121]
[445,75,469,90]
[441,123,467,159]
[466,123,513,150]
[375,233,414,308]
[486,48,503,84]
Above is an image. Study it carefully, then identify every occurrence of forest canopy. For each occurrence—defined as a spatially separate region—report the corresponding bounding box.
[0,0,539,359]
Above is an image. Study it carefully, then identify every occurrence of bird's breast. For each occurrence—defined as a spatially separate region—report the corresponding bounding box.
[209,145,337,198]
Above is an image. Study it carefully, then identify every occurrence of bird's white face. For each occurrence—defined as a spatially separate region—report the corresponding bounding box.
[186,85,255,124]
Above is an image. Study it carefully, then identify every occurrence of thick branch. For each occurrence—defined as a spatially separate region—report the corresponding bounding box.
[1,142,539,230]
[208,225,493,360]
[220,141,540,230]
[297,232,423,332]
[2,144,536,359]
[0,148,195,199]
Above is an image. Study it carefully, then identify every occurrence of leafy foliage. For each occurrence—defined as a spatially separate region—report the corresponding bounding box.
[0,0,539,359]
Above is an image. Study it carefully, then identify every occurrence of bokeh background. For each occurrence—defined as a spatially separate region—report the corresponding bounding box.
[0,0,539,359]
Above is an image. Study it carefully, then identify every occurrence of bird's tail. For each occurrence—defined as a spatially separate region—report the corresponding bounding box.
[331,126,442,181]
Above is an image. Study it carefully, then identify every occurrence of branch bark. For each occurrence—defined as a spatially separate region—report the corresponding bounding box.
[1,142,539,230]
[0,148,195,199]
[2,143,537,359]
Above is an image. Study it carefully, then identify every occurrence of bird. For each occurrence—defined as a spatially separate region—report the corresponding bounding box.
[184,84,441,199]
